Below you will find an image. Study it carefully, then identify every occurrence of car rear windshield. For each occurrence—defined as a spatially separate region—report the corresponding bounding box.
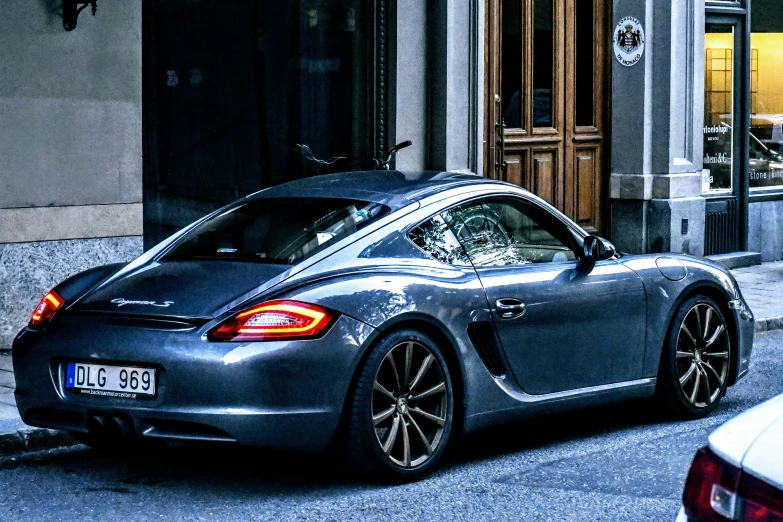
[163,198,389,265]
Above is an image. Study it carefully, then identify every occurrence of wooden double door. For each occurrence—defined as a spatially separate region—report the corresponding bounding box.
[486,0,609,233]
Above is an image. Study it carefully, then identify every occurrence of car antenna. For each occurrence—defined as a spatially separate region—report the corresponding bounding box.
[375,140,412,170]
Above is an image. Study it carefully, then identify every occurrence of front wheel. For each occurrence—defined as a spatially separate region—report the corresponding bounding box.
[343,329,454,482]
[657,295,732,419]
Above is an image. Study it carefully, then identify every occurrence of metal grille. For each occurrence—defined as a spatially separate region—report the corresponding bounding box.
[704,198,739,255]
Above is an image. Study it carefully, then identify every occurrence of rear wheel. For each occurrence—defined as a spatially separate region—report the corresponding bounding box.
[343,329,454,482]
[658,295,732,418]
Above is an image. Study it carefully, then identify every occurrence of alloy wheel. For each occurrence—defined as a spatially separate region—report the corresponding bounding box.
[676,303,730,408]
[371,340,449,468]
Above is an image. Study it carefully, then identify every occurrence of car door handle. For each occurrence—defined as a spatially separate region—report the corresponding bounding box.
[495,298,526,319]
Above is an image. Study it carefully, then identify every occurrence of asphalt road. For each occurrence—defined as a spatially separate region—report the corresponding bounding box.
[1,330,782,522]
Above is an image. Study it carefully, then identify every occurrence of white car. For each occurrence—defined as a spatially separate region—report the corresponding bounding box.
[677,394,783,521]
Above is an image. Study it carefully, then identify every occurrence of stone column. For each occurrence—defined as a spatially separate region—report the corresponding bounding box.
[610,0,706,255]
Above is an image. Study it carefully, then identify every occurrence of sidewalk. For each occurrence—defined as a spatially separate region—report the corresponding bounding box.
[0,261,780,458]
[731,260,783,332]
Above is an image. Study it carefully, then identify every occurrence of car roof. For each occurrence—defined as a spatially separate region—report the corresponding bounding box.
[244,171,510,210]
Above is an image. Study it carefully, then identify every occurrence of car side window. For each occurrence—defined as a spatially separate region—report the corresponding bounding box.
[441,197,579,267]
[408,215,471,266]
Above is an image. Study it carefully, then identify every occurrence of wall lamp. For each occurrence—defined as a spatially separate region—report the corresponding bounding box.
[63,0,97,31]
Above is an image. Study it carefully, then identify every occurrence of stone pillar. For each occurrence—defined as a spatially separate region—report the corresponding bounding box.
[428,0,482,174]
[610,0,706,255]
[389,0,482,174]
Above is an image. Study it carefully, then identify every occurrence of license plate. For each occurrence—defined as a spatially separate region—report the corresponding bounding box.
[66,362,156,398]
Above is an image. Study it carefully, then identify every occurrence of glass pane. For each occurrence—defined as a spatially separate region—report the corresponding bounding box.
[442,198,578,267]
[501,0,523,128]
[532,0,554,127]
[703,26,735,194]
[749,4,783,190]
[144,0,373,247]
[575,0,595,127]
[164,198,388,265]
[408,216,471,266]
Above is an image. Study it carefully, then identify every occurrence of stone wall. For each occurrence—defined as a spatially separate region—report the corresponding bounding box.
[749,200,783,262]
[0,237,143,348]
[0,0,142,240]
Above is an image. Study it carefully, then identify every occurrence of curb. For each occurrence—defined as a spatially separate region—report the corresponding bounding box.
[755,316,783,333]
[0,418,78,458]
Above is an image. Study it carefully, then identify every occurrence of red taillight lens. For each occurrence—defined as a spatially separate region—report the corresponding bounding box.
[683,447,742,521]
[208,300,335,341]
[741,472,783,522]
[29,290,65,328]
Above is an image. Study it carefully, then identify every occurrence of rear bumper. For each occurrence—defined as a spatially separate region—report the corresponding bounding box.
[729,298,754,384]
[12,314,374,452]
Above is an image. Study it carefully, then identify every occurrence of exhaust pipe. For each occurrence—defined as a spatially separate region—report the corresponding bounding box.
[86,414,133,439]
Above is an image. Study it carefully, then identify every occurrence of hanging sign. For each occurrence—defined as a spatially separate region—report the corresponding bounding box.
[613,16,645,67]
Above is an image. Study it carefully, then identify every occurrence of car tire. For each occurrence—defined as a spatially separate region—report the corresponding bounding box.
[657,294,732,419]
[343,328,455,483]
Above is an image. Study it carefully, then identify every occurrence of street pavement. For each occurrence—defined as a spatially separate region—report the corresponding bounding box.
[0,329,781,522]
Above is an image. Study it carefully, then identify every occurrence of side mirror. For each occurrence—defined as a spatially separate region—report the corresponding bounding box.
[599,238,617,259]
[583,236,600,262]
[582,236,616,262]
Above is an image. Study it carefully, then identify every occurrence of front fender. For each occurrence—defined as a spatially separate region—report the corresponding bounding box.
[619,254,751,385]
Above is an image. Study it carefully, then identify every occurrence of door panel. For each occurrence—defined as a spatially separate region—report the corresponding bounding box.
[504,154,525,187]
[440,195,647,395]
[487,0,608,234]
[477,260,648,394]
[532,150,557,204]
[572,146,601,229]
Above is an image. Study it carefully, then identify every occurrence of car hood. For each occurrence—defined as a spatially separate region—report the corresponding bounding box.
[709,394,783,489]
[71,260,290,319]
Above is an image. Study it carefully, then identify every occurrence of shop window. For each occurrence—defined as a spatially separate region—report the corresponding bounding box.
[703,26,734,194]
[144,0,378,247]
[749,1,783,191]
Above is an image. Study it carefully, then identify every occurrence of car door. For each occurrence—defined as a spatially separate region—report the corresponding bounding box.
[441,196,647,395]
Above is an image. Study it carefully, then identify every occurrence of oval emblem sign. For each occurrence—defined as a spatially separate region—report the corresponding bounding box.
[613,16,645,67]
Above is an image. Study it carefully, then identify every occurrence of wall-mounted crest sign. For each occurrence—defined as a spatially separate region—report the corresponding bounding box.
[613,16,645,67]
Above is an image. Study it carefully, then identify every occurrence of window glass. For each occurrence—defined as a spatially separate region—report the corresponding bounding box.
[532,0,554,127]
[164,198,388,265]
[703,25,735,194]
[575,0,595,127]
[408,216,471,266]
[501,0,523,128]
[749,2,783,190]
[144,0,374,247]
[441,198,578,267]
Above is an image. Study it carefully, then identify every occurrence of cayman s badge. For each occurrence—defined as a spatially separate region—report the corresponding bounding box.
[111,298,174,308]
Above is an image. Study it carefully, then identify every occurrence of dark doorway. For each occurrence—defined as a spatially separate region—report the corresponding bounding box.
[143,0,381,248]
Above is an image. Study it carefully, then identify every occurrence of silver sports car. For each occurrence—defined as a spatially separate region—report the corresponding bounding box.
[12,171,754,481]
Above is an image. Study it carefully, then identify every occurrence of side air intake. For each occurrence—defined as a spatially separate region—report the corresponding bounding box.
[467,322,507,377]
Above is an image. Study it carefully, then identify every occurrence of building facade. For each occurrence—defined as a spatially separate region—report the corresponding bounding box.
[1,0,782,346]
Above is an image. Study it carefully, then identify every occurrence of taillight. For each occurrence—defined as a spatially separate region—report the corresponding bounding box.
[208,300,335,341]
[740,472,783,522]
[29,290,65,328]
[683,447,742,521]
